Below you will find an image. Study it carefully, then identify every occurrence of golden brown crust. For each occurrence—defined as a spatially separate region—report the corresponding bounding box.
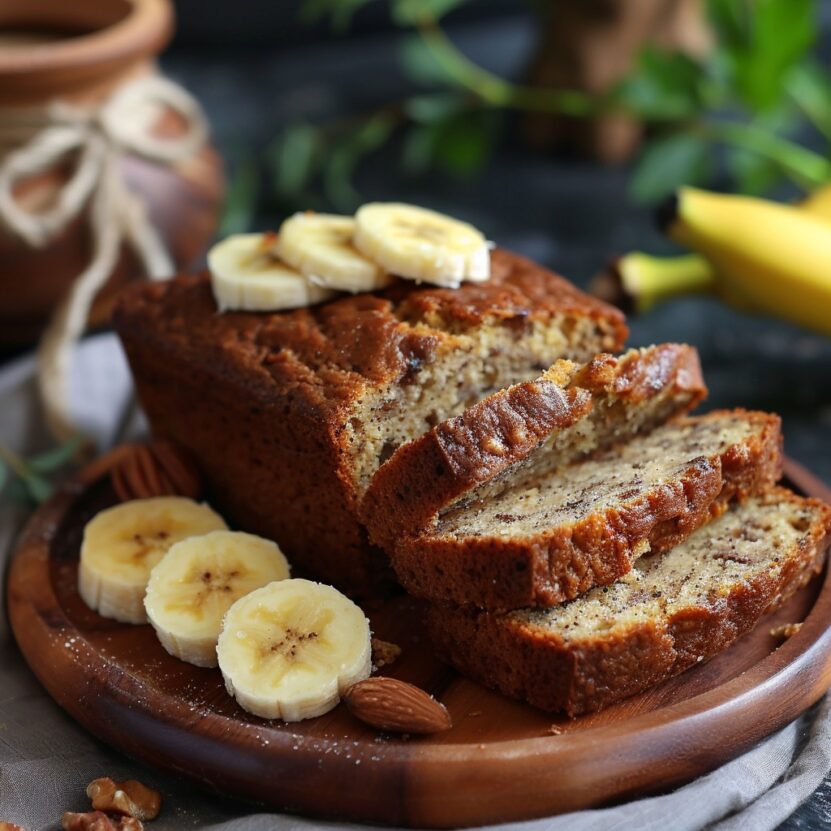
[426,488,831,716]
[360,344,706,553]
[113,248,626,597]
[360,379,594,555]
[388,410,783,610]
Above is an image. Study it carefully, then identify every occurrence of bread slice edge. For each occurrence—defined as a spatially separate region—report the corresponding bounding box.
[425,487,831,715]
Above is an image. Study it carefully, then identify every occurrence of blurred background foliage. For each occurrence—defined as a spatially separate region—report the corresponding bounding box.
[215,0,831,232]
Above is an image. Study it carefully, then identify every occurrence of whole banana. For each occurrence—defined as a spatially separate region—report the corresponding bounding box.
[660,187,831,336]
[601,182,831,328]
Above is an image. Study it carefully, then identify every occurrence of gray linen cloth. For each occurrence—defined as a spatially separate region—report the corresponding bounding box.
[1,334,830,831]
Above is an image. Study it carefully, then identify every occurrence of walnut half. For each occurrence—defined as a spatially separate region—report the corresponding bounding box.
[61,812,142,831]
[86,778,161,822]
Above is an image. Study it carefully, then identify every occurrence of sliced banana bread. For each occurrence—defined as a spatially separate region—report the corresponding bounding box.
[362,343,706,553]
[113,248,626,597]
[426,488,831,715]
[370,410,782,610]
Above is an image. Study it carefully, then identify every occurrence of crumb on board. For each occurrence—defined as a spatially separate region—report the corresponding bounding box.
[770,622,802,640]
[371,638,402,669]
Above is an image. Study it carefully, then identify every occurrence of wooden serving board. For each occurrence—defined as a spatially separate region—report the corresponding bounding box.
[8,451,831,828]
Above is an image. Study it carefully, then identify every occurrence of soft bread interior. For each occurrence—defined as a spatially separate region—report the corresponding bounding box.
[437,413,756,538]
[512,489,825,639]
[345,314,622,497]
[432,356,704,523]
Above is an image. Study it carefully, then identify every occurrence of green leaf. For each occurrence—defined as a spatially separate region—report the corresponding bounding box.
[706,0,751,52]
[404,92,467,124]
[268,123,323,197]
[298,0,376,31]
[616,47,704,120]
[630,133,712,203]
[27,435,84,474]
[401,110,494,176]
[399,35,458,87]
[392,0,470,26]
[19,471,53,504]
[732,0,817,112]
[433,112,492,175]
[218,151,259,237]
[786,61,831,140]
[5,478,30,506]
[722,103,799,195]
[755,0,815,65]
[323,115,396,211]
[727,146,783,195]
[402,123,440,174]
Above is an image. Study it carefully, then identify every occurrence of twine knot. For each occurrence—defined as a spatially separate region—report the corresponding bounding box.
[0,75,209,442]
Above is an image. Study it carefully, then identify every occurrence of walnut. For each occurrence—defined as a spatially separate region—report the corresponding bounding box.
[86,778,161,821]
[371,638,401,669]
[61,813,117,831]
[62,812,144,831]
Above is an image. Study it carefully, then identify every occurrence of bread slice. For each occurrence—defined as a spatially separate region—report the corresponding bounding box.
[361,343,706,554]
[370,409,782,610]
[114,248,626,597]
[426,488,831,715]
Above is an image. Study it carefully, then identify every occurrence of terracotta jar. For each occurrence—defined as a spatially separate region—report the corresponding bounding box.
[0,0,224,347]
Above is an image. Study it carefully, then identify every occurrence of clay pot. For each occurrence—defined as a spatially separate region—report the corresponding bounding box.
[0,0,224,347]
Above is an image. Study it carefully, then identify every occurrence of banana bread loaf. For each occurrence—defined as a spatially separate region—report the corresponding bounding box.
[361,343,706,553]
[426,488,831,715]
[373,410,782,610]
[113,248,626,597]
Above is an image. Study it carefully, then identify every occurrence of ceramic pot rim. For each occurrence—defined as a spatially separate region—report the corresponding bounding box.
[0,0,172,80]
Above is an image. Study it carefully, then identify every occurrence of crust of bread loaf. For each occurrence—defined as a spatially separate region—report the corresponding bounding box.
[360,344,706,553]
[425,487,831,715]
[113,248,626,597]
[388,410,783,610]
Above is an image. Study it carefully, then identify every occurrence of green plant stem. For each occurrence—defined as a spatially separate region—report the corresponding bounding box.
[415,17,596,117]
[414,11,831,191]
[0,445,28,480]
[701,120,831,188]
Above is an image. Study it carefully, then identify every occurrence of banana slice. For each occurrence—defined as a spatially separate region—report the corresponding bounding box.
[276,212,392,293]
[145,530,291,667]
[353,202,490,288]
[217,578,371,721]
[78,497,227,624]
[208,233,338,312]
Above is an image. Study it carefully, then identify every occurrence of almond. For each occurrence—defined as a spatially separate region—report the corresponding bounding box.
[343,677,451,734]
[111,440,201,502]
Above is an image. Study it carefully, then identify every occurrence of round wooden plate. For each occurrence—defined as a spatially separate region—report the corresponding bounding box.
[8,452,831,828]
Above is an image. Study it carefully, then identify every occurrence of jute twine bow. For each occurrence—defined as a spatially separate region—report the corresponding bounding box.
[0,75,209,442]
